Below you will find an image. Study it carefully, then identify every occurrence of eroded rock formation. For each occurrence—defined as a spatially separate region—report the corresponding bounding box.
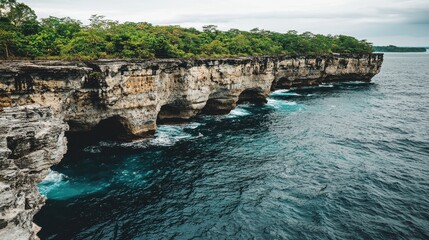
[0,53,383,239]
[0,106,67,240]
[0,54,383,138]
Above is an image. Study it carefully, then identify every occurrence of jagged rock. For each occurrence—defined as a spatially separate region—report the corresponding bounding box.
[0,106,68,240]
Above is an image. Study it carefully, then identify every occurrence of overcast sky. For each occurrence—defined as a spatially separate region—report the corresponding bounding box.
[21,0,429,46]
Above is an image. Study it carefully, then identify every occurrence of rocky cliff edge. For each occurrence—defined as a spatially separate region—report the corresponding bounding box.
[0,53,383,239]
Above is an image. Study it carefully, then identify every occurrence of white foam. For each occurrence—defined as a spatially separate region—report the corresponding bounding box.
[42,169,67,184]
[99,141,120,147]
[270,89,290,95]
[184,122,204,129]
[149,125,193,146]
[149,135,175,146]
[286,102,298,106]
[319,84,334,88]
[39,169,111,200]
[120,139,150,149]
[267,99,298,109]
[39,169,68,197]
[227,107,251,118]
[91,122,202,149]
[341,81,368,85]
[83,146,102,153]
[270,90,301,97]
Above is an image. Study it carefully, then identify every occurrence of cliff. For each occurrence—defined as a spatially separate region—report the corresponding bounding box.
[0,53,383,239]
[0,54,383,138]
[0,106,67,240]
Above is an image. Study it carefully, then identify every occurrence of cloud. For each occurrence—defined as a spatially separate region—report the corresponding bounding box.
[20,0,429,45]
[159,11,376,25]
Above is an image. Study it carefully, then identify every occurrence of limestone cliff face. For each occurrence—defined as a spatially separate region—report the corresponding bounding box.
[0,53,383,239]
[0,106,67,240]
[0,54,383,138]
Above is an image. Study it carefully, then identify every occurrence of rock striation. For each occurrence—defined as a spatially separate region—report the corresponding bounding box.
[0,106,67,240]
[0,54,383,138]
[0,53,383,239]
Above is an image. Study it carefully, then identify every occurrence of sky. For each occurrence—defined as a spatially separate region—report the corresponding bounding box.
[21,0,429,46]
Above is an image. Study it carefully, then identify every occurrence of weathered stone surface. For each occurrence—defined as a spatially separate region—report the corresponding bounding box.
[0,54,383,239]
[0,54,383,138]
[0,105,68,240]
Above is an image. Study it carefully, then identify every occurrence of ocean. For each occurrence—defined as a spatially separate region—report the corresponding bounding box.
[35,53,429,239]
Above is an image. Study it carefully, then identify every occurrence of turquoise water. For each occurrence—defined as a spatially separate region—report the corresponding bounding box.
[36,53,429,239]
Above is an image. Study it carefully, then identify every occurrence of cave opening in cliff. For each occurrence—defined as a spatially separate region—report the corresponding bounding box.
[201,89,236,115]
[237,88,267,105]
[157,102,189,124]
[272,77,292,90]
[91,116,134,140]
[66,116,134,149]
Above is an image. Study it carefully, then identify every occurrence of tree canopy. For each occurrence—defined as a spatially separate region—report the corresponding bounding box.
[0,1,373,60]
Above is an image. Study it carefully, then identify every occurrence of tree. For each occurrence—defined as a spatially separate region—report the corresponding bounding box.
[0,28,16,58]
[0,0,374,59]
[0,0,36,26]
[202,25,218,33]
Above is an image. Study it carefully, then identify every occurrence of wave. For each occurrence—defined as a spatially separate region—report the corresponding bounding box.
[184,122,204,129]
[226,107,251,118]
[38,169,69,198]
[83,145,102,153]
[83,122,204,150]
[150,125,194,146]
[340,81,370,85]
[119,125,195,148]
[267,98,300,110]
[40,169,67,185]
[38,169,109,200]
[318,84,334,88]
[270,89,302,97]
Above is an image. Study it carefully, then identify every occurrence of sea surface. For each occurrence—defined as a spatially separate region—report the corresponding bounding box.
[35,53,429,239]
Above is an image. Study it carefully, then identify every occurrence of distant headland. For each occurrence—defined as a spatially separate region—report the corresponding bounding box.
[373,45,427,53]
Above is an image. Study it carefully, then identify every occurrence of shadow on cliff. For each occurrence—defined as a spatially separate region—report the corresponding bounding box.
[34,100,277,239]
[64,82,376,154]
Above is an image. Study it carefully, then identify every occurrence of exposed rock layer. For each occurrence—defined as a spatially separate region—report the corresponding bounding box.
[0,54,383,239]
[0,106,67,240]
[0,54,383,137]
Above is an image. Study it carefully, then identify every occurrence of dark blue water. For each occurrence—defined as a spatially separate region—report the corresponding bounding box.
[35,53,429,239]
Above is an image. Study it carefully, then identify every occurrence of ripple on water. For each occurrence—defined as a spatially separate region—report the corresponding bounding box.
[39,170,109,200]
[36,54,429,240]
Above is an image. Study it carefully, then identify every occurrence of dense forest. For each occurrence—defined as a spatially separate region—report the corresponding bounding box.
[373,45,426,53]
[0,0,373,60]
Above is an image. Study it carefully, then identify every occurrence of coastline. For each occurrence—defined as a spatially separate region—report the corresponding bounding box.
[0,53,383,239]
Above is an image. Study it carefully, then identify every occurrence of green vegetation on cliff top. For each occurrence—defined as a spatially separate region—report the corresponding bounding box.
[0,0,373,60]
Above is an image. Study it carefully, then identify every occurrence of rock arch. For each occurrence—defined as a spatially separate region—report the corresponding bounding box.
[201,89,236,115]
[91,116,133,140]
[89,115,134,140]
[157,102,184,123]
[65,115,135,149]
[237,87,267,105]
[157,100,200,124]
